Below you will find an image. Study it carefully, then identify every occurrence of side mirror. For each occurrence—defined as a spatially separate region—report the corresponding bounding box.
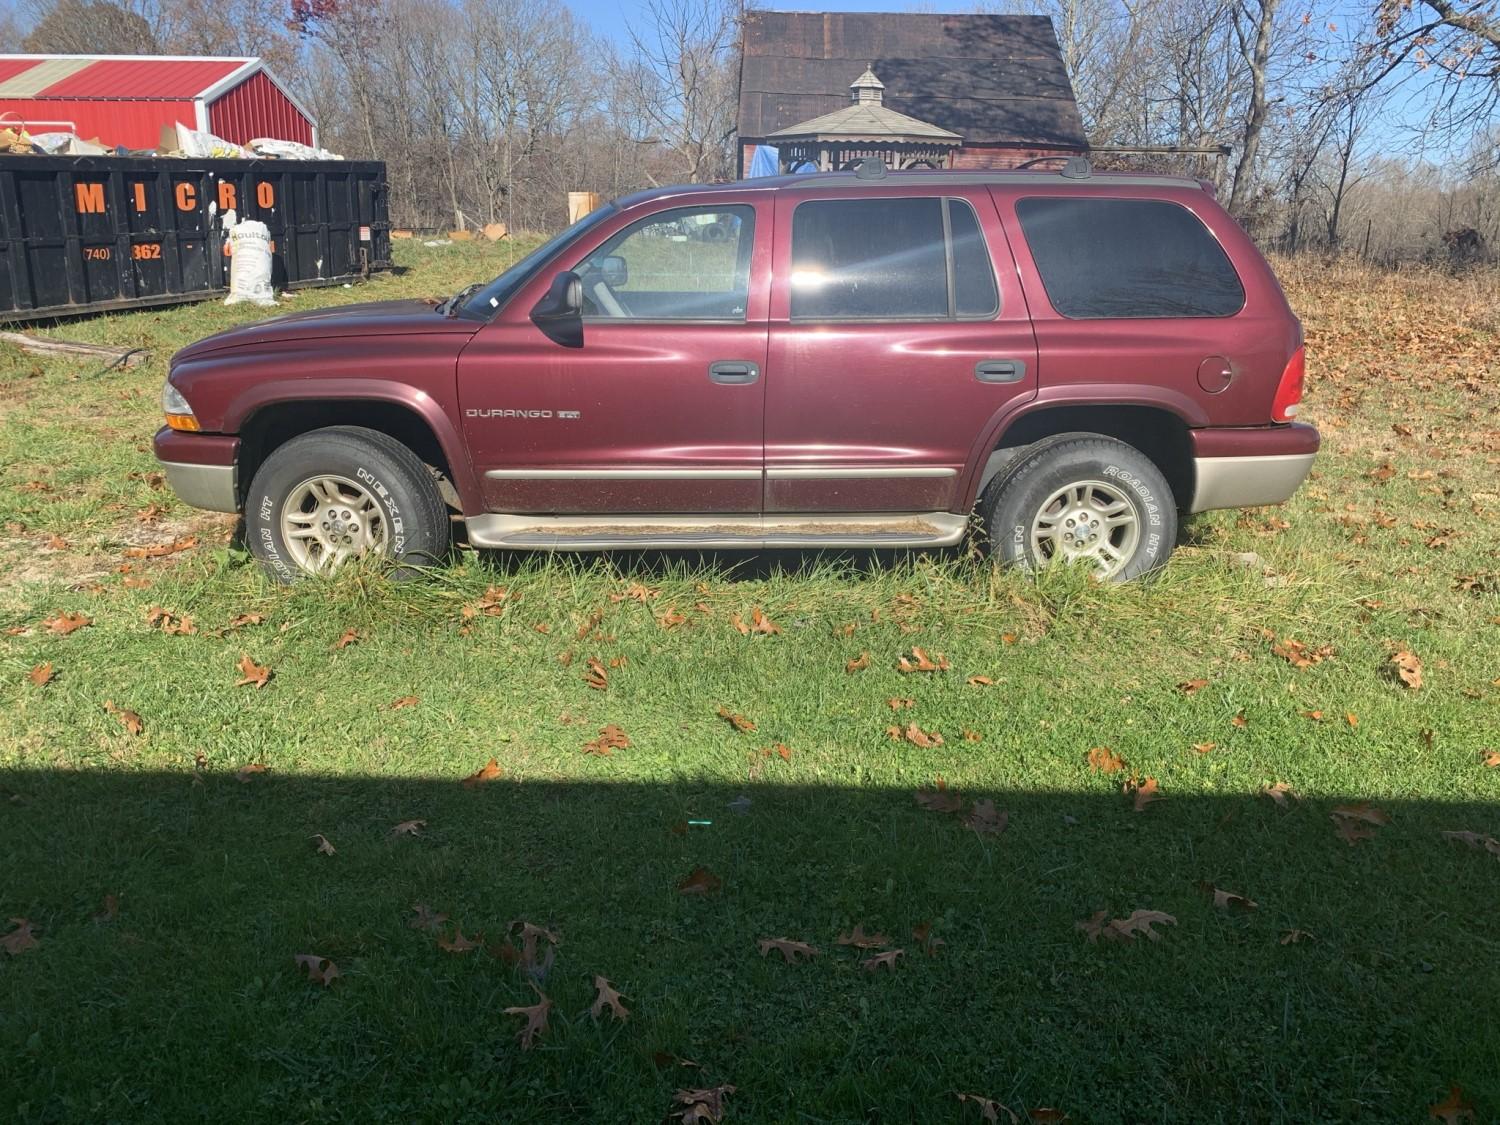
[600,255,628,288]
[529,270,583,348]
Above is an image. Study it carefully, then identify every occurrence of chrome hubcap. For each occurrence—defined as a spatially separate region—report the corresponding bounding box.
[1029,479,1141,579]
[280,475,389,574]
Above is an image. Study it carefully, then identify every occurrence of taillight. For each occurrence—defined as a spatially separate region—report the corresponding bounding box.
[1271,345,1305,422]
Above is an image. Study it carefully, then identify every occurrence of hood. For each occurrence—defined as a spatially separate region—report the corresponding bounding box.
[173,299,481,363]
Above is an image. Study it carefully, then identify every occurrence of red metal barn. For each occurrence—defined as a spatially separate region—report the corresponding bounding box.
[0,55,315,151]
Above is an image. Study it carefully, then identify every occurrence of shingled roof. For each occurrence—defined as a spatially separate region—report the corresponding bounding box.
[738,11,1087,149]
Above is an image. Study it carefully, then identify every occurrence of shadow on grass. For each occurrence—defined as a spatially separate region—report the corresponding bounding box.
[3,769,1496,1123]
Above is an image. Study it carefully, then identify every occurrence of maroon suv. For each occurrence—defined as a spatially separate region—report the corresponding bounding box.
[155,162,1318,582]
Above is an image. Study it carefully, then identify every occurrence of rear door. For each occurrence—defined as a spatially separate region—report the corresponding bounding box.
[457,198,770,514]
[763,188,1037,513]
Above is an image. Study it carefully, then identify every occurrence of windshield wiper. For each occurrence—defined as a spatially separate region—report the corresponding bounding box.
[437,282,483,317]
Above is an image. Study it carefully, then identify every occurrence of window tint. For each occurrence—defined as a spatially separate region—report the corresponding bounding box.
[577,205,754,321]
[949,199,999,317]
[790,197,999,320]
[1015,198,1244,318]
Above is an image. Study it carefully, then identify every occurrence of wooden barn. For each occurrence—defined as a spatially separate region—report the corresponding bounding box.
[737,11,1087,176]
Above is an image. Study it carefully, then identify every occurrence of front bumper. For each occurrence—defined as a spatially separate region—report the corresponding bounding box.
[1189,423,1319,513]
[153,427,240,513]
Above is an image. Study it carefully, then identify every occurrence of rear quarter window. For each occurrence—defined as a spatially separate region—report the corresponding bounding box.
[1015,197,1245,318]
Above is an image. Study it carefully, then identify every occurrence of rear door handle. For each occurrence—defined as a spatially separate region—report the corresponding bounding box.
[709,361,760,385]
[975,359,1026,384]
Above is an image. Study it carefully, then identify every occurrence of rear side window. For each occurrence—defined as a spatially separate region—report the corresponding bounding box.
[1015,198,1244,318]
[791,197,998,320]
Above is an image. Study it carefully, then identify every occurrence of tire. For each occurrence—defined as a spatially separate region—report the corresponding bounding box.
[245,425,450,583]
[980,433,1176,582]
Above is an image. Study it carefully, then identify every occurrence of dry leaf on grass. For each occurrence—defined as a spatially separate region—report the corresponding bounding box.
[506,921,561,975]
[1279,929,1315,945]
[27,662,53,687]
[914,783,965,814]
[235,655,272,688]
[236,762,267,783]
[1260,781,1299,806]
[896,721,944,748]
[591,975,630,1020]
[312,834,336,856]
[1191,741,1217,755]
[757,937,819,963]
[1389,649,1423,689]
[611,581,658,604]
[1441,830,1500,859]
[1087,746,1126,773]
[1482,750,1500,768]
[912,921,946,956]
[103,700,143,736]
[658,608,687,629]
[715,705,756,733]
[389,695,419,710]
[293,953,339,987]
[1428,1086,1477,1124]
[583,657,609,690]
[584,725,631,756]
[1126,776,1163,812]
[678,866,722,895]
[887,697,914,710]
[2,918,39,956]
[460,758,503,787]
[334,628,360,649]
[845,651,870,673]
[964,798,1009,835]
[955,1093,1020,1123]
[504,983,552,1050]
[836,923,891,949]
[1269,635,1335,668]
[42,612,91,635]
[862,949,904,972]
[671,1085,734,1123]
[146,606,195,635]
[1330,802,1389,845]
[438,926,482,953]
[1177,678,1209,694]
[967,674,994,686]
[897,646,949,673]
[123,535,197,559]
[1198,882,1258,910]
[390,818,426,837]
[1078,909,1177,943]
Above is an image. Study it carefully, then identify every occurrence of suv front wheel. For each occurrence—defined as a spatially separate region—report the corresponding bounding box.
[246,426,451,582]
[981,433,1176,582]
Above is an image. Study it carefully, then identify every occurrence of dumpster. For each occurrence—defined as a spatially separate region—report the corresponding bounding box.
[0,155,391,322]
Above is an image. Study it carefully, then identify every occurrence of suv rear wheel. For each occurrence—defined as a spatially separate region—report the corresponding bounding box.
[981,433,1175,582]
[246,426,450,582]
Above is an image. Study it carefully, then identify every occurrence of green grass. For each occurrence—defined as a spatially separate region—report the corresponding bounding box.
[2,244,1498,1123]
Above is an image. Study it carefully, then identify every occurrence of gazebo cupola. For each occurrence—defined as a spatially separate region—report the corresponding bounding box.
[765,65,963,173]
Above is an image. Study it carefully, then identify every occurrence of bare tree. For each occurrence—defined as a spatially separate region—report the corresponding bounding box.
[21,0,160,53]
[1226,0,1282,215]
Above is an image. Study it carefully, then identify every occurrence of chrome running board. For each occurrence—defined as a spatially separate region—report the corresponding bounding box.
[464,511,967,551]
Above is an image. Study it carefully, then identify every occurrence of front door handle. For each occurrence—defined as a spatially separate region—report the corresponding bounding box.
[975,359,1027,384]
[709,360,760,385]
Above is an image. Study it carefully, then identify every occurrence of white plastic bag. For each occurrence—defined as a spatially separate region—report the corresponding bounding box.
[173,121,248,159]
[224,220,276,307]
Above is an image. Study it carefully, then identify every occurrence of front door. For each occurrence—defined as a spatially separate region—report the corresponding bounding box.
[458,200,769,514]
[764,189,1037,513]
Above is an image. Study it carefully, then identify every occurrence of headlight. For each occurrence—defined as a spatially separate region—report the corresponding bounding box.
[162,381,200,432]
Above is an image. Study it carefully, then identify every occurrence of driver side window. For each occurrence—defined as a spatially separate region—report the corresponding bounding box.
[576,205,755,321]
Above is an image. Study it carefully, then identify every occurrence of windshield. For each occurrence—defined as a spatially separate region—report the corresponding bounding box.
[457,203,618,318]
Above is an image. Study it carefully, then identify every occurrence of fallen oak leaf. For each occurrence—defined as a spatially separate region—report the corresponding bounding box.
[715,705,756,733]
[658,607,687,629]
[899,721,944,748]
[576,608,603,638]
[390,818,426,837]
[1191,741,1217,755]
[591,974,630,1020]
[914,782,965,814]
[460,758,503,787]
[27,662,53,687]
[103,700,144,736]
[1198,881,1258,910]
[1428,1086,1477,1124]
[235,655,272,688]
[235,762,267,783]
[1078,908,1177,943]
[747,606,780,635]
[1177,678,1209,694]
[503,983,552,1050]
[1441,830,1500,859]
[757,937,819,963]
[861,949,904,972]
[1279,929,1315,945]
[678,866,722,895]
[1483,750,1500,768]
[437,926,482,953]
[2,918,39,956]
[836,923,891,949]
[333,627,360,649]
[1087,746,1126,773]
[955,1093,1020,1123]
[845,651,870,673]
[1260,781,1299,806]
[42,612,91,635]
[1126,776,1163,812]
[964,798,1008,835]
[311,833,335,856]
[584,724,630,756]
[672,1085,735,1123]
[389,695,419,710]
[610,581,658,603]
[886,697,914,710]
[293,953,340,987]
[966,674,994,686]
[897,646,949,673]
[123,535,197,559]
[507,921,561,975]
[1331,802,1391,826]
[583,657,609,690]
[1389,648,1424,690]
